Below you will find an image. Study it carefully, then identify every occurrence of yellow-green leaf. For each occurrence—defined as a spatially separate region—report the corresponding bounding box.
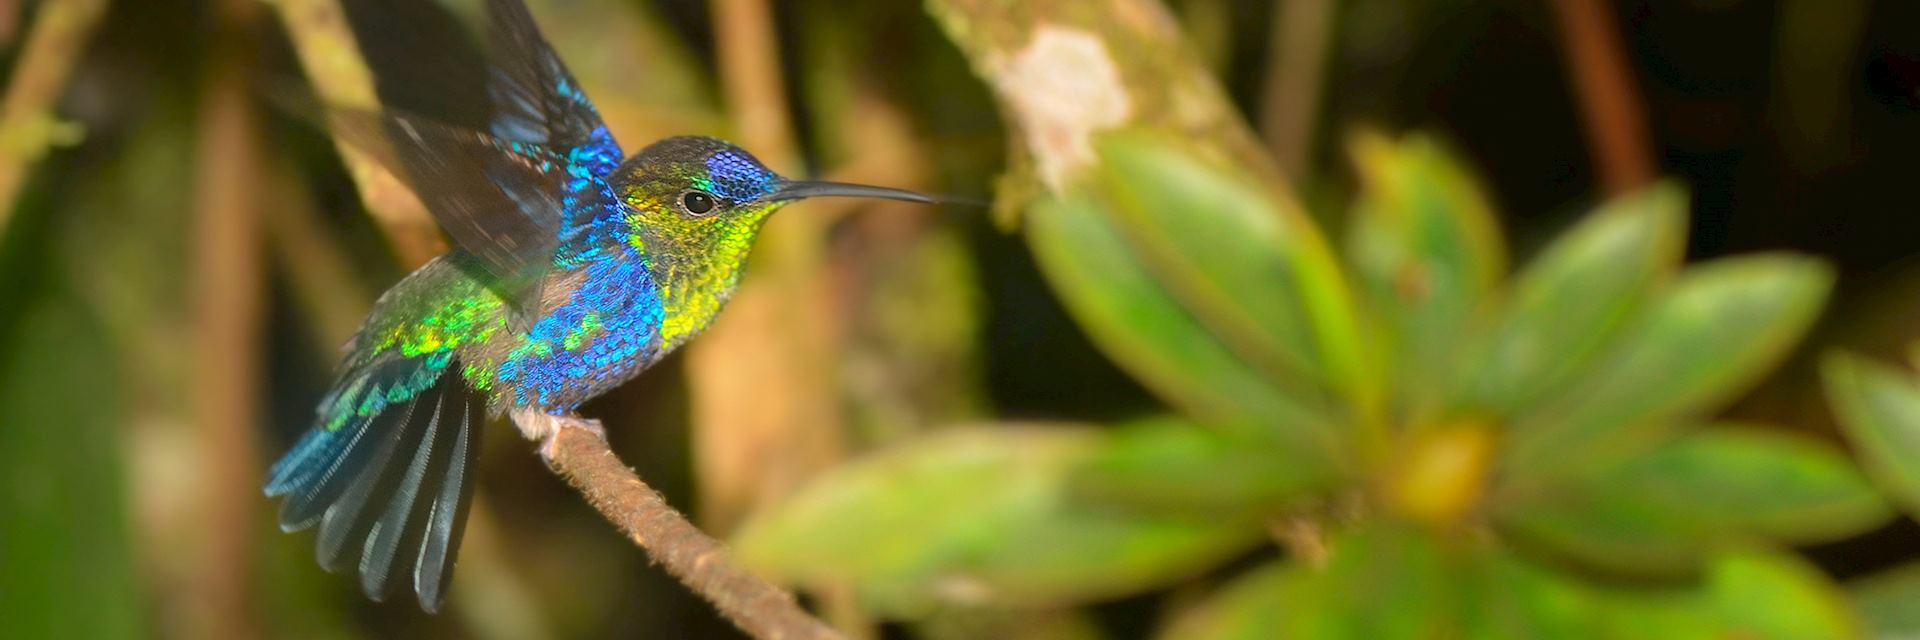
[1497,482,1716,574]
[1286,525,1460,640]
[1346,133,1505,414]
[1457,548,1604,640]
[1497,426,1888,573]
[1822,353,1920,519]
[1159,562,1304,640]
[1091,132,1377,424]
[1027,190,1337,456]
[1607,427,1889,541]
[732,427,1260,616]
[1505,255,1832,482]
[1460,184,1686,414]
[1068,415,1336,517]
[1708,549,1865,640]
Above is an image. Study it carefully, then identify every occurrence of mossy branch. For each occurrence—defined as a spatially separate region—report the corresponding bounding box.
[542,419,844,640]
[925,0,1280,196]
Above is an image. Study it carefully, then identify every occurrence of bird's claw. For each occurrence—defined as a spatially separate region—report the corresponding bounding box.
[537,415,606,466]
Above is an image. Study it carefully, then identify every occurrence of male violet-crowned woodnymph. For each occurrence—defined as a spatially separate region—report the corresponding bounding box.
[263,0,938,612]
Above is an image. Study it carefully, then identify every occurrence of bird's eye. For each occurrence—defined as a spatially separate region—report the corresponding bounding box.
[680,190,718,215]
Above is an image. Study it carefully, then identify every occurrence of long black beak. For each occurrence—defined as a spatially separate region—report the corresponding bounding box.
[771,180,937,204]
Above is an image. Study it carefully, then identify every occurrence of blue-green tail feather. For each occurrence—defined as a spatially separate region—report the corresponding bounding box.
[265,354,483,612]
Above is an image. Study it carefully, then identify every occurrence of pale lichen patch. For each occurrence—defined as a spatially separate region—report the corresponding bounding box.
[989,26,1133,191]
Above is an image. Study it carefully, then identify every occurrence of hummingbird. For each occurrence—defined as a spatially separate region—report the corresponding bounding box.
[264,0,936,612]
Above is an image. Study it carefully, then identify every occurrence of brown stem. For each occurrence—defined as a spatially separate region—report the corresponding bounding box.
[1549,0,1656,194]
[712,0,800,172]
[543,421,844,640]
[0,0,105,240]
[190,0,267,636]
[1259,0,1335,182]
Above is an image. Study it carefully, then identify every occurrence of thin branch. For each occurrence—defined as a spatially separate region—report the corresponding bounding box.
[542,420,844,640]
[0,0,106,241]
[1549,0,1656,194]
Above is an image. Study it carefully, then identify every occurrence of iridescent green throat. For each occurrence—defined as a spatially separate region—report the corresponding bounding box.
[627,201,780,349]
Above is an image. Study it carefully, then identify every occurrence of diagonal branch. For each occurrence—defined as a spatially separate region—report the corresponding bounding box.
[542,419,844,640]
[0,0,106,241]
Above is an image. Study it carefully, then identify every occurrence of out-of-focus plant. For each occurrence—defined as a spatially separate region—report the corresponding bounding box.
[733,131,1891,638]
[1821,349,1920,639]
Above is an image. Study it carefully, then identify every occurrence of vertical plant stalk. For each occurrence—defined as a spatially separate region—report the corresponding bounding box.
[691,0,847,532]
[270,0,445,267]
[189,0,265,636]
[0,0,106,240]
[711,0,801,172]
[1548,0,1656,194]
[543,420,844,640]
[1259,0,1335,182]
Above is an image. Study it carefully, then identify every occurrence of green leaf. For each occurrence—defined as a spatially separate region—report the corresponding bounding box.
[1591,588,1721,640]
[1608,427,1889,541]
[1027,190,1336,455]
[1286,525,1461,640]
[1091,132,1378,423]
[1849,562,1920,638]
[1505,255,1833,482]
[1159,562,1305,640]
[1461,550,1608,640]
[1068,415,1336,517]
[732,427,1261,616]
[1346,133,1505,414]
[1579,550,1859,640]
[1459,184,1686,414]
[1497,426,1889,573]
[1707,549,1865,640]
[1497,480,1716,574]
[1822,354,1920,518]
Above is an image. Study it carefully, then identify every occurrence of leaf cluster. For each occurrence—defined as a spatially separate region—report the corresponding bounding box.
[735,132,1890,638]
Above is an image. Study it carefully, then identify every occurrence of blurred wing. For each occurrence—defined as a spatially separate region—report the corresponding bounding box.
[479,0,609,152]
[334,0,624,311]
[319,107,618,316]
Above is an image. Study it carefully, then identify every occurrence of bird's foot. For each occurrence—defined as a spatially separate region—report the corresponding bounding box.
[510,410,608,467]
[542,415,606,463]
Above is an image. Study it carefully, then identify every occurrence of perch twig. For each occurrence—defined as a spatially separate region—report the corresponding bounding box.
[541,418,844,640]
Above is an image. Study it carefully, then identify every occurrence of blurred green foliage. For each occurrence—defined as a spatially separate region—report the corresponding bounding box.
[6,0,1920,637]
[1823,353,1920,638]
[738,133,1895,638]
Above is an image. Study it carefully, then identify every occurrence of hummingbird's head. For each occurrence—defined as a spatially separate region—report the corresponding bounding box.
[612,136,935,347]
[613,135,932,236]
